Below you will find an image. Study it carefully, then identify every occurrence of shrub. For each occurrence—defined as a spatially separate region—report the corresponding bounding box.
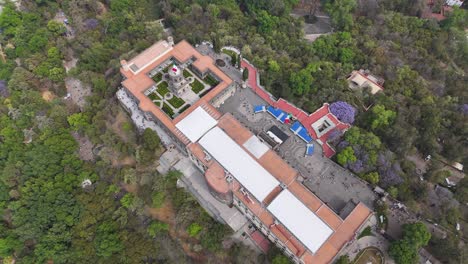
[151,192,165,208]
[120,193,134,208]
[243,67,249,81]
[147,221,169,238]
[357,226,373,239]
[187,223,203,237]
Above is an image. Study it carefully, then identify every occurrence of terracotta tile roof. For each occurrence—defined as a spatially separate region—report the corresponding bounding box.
[301,242,339,264]
[127,41,172,72]
[120,40,233,146]
[258,150,297,185]
[287,181,322,212]
[188,143,212,167]
[328,203,372,250]
[216,114,252,144]
[205,161,230,194]
[250,230,271,253]
[316,206,343,230]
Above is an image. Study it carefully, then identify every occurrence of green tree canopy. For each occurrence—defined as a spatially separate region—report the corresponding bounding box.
[370,104,397,130]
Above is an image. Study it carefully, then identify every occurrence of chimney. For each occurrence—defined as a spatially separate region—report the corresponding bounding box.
[121,60,129,71]
[167,36,174,47]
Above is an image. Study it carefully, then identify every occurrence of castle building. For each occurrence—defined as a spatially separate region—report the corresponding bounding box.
[119,39,372,264]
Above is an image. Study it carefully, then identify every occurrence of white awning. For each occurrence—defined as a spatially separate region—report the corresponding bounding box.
[268,190,333,253]
[199,127,279,202]
[176,107,217,142]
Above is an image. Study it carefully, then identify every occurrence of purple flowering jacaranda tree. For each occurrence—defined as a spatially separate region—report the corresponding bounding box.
[330,101,356,124]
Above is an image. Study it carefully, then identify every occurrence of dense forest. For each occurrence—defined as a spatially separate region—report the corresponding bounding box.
[0,0,466,263]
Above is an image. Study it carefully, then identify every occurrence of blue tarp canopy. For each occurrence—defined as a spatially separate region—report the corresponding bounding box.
[306,144,314,156]
[254,105,266,113]
[267,106,288,123]
[290,121,312,143]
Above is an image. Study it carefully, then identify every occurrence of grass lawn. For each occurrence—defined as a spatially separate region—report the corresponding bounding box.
[191,79,205,94]
[162,103,174,117]
[203,74,219,87]
[357,226,373,239]
[168,95,185,109]
[152,72,163,83]
[148,92,161,101]
[157,82,169,96]
[183,69,193,78]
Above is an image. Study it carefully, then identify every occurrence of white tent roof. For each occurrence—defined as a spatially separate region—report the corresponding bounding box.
[176,107,217,142]
[199,127,279,202]
[268,190,333,253]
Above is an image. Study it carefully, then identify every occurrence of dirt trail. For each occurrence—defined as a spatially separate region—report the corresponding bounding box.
[71,132,95,161]
[65,77,91,110]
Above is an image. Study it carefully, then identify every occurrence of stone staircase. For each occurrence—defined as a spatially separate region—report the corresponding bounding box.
[201,103,222,120]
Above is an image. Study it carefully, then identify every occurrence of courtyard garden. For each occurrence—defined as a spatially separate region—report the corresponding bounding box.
[145,67,214,118]
[148,92,161,101]
[191,79,205,94]
[152,72,163,83]
[156,81,169,96]
[162,103,174,117]
[203,74,219,87]
[183,69,192,78]
[167,95,185,108]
